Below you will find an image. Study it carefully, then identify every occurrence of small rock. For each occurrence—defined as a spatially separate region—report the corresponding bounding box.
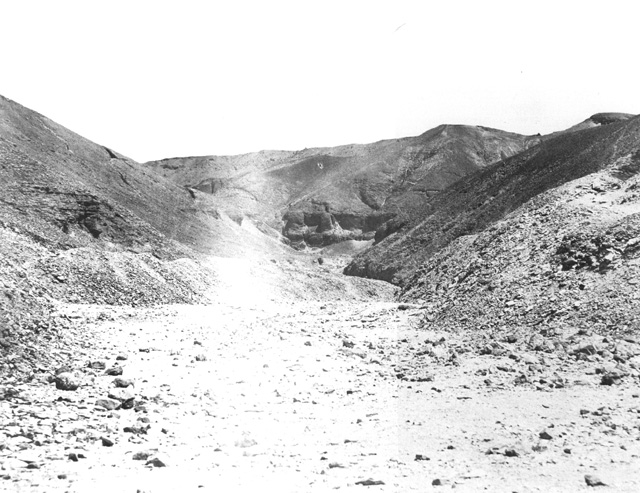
[195,354,207,362]
[57,474,67,479]
[68,453,78,462]
[539,430,553,440]
[88,361,106,370]
[108,389,135,402]
[26,463,40,469]
[600,371,624,386]
[414,454,430,461]
[116,354,128,361]
[355,479,385,486]
[105,366,123,376]
[133,451,151,460]
[146,458,166,468]
[95,398,120,410]
[304,341,312,346]
[585,474,606,487]
[55,373,79,391]
[121,398,135,409]
[123,426,148,435]
[101,437,114,447]
[113,378,134,388]
[432,479,442,486]
[342,339,355,348]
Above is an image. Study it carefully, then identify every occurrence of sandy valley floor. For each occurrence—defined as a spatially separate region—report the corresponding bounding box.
[2,285,639,493]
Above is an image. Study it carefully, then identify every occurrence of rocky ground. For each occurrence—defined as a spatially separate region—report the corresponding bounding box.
[2,95,639,492]
[1,272,639,492]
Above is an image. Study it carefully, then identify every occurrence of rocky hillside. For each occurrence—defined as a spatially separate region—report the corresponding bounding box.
[145,126,538,248]
[400,164,640,336]
[0,95,395,378]
[345,114,639,284]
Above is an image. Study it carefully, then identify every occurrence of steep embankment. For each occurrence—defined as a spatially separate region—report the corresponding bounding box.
[345,114,640,284]
[401,154,640,334]
[0,95,271,372]
[145,126,538,248]
[0,93,288,311]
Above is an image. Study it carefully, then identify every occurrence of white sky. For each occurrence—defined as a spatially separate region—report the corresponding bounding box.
[1,0,638,162]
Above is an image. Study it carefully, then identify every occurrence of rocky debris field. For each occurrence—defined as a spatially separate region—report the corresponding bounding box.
[1,297,639,493]
[399,166,640,351]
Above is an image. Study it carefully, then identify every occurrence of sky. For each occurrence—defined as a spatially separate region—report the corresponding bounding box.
[1,0,638,162]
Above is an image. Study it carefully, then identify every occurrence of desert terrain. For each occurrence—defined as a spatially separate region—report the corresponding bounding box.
[1,95,639,492]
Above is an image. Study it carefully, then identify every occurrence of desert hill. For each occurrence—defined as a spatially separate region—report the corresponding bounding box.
[0,94,392,377]
[145,125,538,248]
[345,113,640,284]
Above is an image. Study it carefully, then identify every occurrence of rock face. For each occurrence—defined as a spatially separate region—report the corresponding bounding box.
[145,125,538,249]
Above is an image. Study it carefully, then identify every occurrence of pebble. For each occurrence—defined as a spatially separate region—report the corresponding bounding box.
[584,475,606,487]
[539,430,553,440]
[113,378,134,388]
[355,479,385,486]
[121,398,135,409]
[146,458,166,468]
[55,373,79,391]
[95,398,120,410]
[124,426,148,435]
[106,366,124,376]
[600,371,623,386]
[108,389,135,402]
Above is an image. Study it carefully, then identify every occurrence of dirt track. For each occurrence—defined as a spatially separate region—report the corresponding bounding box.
[2,292,640,493]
